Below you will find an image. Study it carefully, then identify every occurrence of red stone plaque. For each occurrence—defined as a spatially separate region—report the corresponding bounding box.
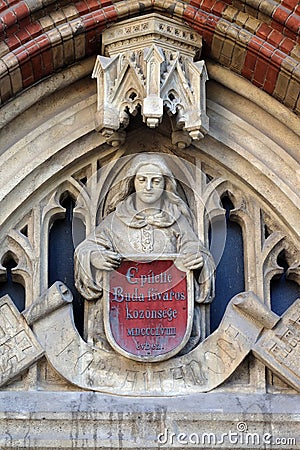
[104,257,193,362]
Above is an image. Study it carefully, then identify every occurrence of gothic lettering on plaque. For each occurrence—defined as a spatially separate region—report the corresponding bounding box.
[74,153,215,360]
[104,258,193,361]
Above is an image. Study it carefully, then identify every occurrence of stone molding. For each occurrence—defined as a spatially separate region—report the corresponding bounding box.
[102,14,202,55]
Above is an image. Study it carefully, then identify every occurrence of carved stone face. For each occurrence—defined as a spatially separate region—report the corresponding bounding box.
[134,164,165,206]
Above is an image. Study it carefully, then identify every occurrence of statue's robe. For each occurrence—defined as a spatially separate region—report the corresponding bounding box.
[74,195,215,351]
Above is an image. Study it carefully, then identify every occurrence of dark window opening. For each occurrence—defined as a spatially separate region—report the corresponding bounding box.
[20,225,28,237]
[210,196,245,332]
[205,173,214,183]
[79,177,87,186]
[270,251,299,316]
[264,224,271,240]
[129,91,137,101]
[0,254,25,312]
[48,195,85,337]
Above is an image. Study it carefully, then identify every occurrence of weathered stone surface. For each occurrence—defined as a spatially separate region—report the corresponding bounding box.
[0,391,299,449]
[23,281,73,325]
[0,296,44,388]
[253,298,300,392]
[32,291,279,395]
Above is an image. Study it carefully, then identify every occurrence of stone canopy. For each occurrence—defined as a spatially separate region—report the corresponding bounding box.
[92,14,209,146]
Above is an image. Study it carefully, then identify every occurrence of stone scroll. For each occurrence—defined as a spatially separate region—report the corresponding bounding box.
[1,285,299,394]
[31,291,282,396]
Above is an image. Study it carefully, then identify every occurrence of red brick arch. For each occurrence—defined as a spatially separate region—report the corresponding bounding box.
[0,0,299,113]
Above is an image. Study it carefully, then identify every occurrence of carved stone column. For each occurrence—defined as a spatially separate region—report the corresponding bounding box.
[92,13,209,146]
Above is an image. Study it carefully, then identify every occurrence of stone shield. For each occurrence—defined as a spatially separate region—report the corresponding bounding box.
[103,256,194,362]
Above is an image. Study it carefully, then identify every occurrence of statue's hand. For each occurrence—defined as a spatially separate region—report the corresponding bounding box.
[182,252,204,270]
[91,250,122,271]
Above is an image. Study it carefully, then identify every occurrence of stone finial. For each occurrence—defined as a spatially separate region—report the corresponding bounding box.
[92,13,209,147]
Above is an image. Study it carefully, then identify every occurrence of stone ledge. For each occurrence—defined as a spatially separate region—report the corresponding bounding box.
[0,392,299,449]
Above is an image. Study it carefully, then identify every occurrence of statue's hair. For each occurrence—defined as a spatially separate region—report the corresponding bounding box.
[105,154,193,224]
[106,176,135,214]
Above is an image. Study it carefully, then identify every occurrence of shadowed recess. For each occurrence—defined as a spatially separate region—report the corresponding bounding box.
[210,196,245,332]
[270,251,299,316]
[48,195,86,337]
[0,254,25,312]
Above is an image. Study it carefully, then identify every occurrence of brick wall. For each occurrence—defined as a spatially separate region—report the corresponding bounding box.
[0,0,299,113]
